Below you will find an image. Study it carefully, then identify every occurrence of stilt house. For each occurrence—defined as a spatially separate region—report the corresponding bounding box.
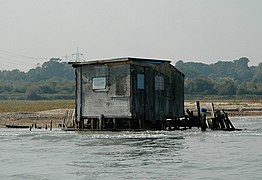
[69,57,184,130]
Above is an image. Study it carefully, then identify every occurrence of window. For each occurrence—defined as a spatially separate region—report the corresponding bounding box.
[155,75,164,90]
[137,74,145,89]
[93,77,106,90]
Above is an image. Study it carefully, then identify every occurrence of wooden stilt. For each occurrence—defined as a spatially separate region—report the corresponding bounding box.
[200,114,207,131]
[196,101,201,119]
[99,115,104,130]
[139,119,142,129]
[211,102,215,118]
[128,119,131,129]
[50,120,52,131]
[90,119,94,130]
[79,118,84,130]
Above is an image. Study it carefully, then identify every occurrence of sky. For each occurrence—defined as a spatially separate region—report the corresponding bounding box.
[0,0,262,71]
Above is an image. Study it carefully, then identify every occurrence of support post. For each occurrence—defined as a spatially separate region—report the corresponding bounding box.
[50,120,52,131]
[79,118,84,130]
[99,115,104,130]
[196,101,201,119]
[128,119,131,129]
[211,102,215,118]
[91,119,94,130]
[113,118,117,129]
[139,119,142,129]
[200,114,207,131]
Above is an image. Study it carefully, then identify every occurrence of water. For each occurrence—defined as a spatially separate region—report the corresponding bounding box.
[0,116,262,180]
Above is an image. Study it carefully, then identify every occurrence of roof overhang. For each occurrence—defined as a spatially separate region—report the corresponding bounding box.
[68,57,171,67]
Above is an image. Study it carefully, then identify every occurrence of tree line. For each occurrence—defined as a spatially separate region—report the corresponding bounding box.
[0,57,261,100]
[0,58,75,100]
[175,57,262,97]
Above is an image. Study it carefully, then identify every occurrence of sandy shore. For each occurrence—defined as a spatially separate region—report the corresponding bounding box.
[0,101,261,128]
[0,109,69,128]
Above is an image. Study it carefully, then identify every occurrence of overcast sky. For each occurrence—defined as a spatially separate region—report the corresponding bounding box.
[0,0,261,71]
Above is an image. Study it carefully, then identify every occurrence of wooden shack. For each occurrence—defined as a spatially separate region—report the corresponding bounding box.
[69,57,184,130]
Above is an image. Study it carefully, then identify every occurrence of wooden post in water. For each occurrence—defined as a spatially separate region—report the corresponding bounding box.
[50,120,52,131]
[222,110,235,130]
[211,102,215,118]
[113,118,117,129]
[200,113,207,131]
[139,119,142,129]
[128,119,131,130]
[79,118,84,130]
[99,114,105,130]
[90,119,94,130]
[72,109,75,127]
[196,101,201,119]
[196,101,201,128]
[63,110,68,128]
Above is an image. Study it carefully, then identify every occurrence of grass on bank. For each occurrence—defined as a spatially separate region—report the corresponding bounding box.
[1,98,261,113]
[0,100,75,113]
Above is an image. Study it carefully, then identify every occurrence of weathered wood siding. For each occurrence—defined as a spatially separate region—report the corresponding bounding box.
[75,62,132,120]
[131,61,184,126]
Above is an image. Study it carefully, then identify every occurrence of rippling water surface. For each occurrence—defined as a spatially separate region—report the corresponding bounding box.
[0,116,262,180]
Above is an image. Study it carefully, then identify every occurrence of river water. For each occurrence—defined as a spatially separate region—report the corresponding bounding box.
[0,116,261,180]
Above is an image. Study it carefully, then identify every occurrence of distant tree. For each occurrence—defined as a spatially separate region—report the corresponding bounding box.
[252,62,262,83]
[185,77,215,94]
[214,78,236,95]
[25,86,42,100]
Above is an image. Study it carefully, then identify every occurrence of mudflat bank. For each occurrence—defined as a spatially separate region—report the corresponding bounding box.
[0,109,68,128]
[185,101,262,116]
[0,101,261,128]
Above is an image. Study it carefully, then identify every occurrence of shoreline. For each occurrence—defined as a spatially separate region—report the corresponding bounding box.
[0,101,262,128]
[185,101,262,117]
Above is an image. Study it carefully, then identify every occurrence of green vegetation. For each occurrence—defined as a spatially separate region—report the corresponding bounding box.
[0,58,75,100]
[0,57,261,101]
[0,100,75,112]
[176,57,262,97]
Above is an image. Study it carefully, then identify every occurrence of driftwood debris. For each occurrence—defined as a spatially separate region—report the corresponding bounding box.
[184,101,241,131]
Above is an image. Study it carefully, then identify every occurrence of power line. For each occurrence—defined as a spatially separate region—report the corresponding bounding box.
[0,48,50,71]
[0,49,47,60]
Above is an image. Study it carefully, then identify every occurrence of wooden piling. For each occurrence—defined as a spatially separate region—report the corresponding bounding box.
[90,119,94,130]
[139,119,142,129]
[128,119,131,129]
[222,110,235,130]
[50,120,52,131]
[196,101,201,119]
[79,118,84,130]
[200,114,207,131]
[211,102,215,118]
[113,118,117,129]
[99,115,104,130]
